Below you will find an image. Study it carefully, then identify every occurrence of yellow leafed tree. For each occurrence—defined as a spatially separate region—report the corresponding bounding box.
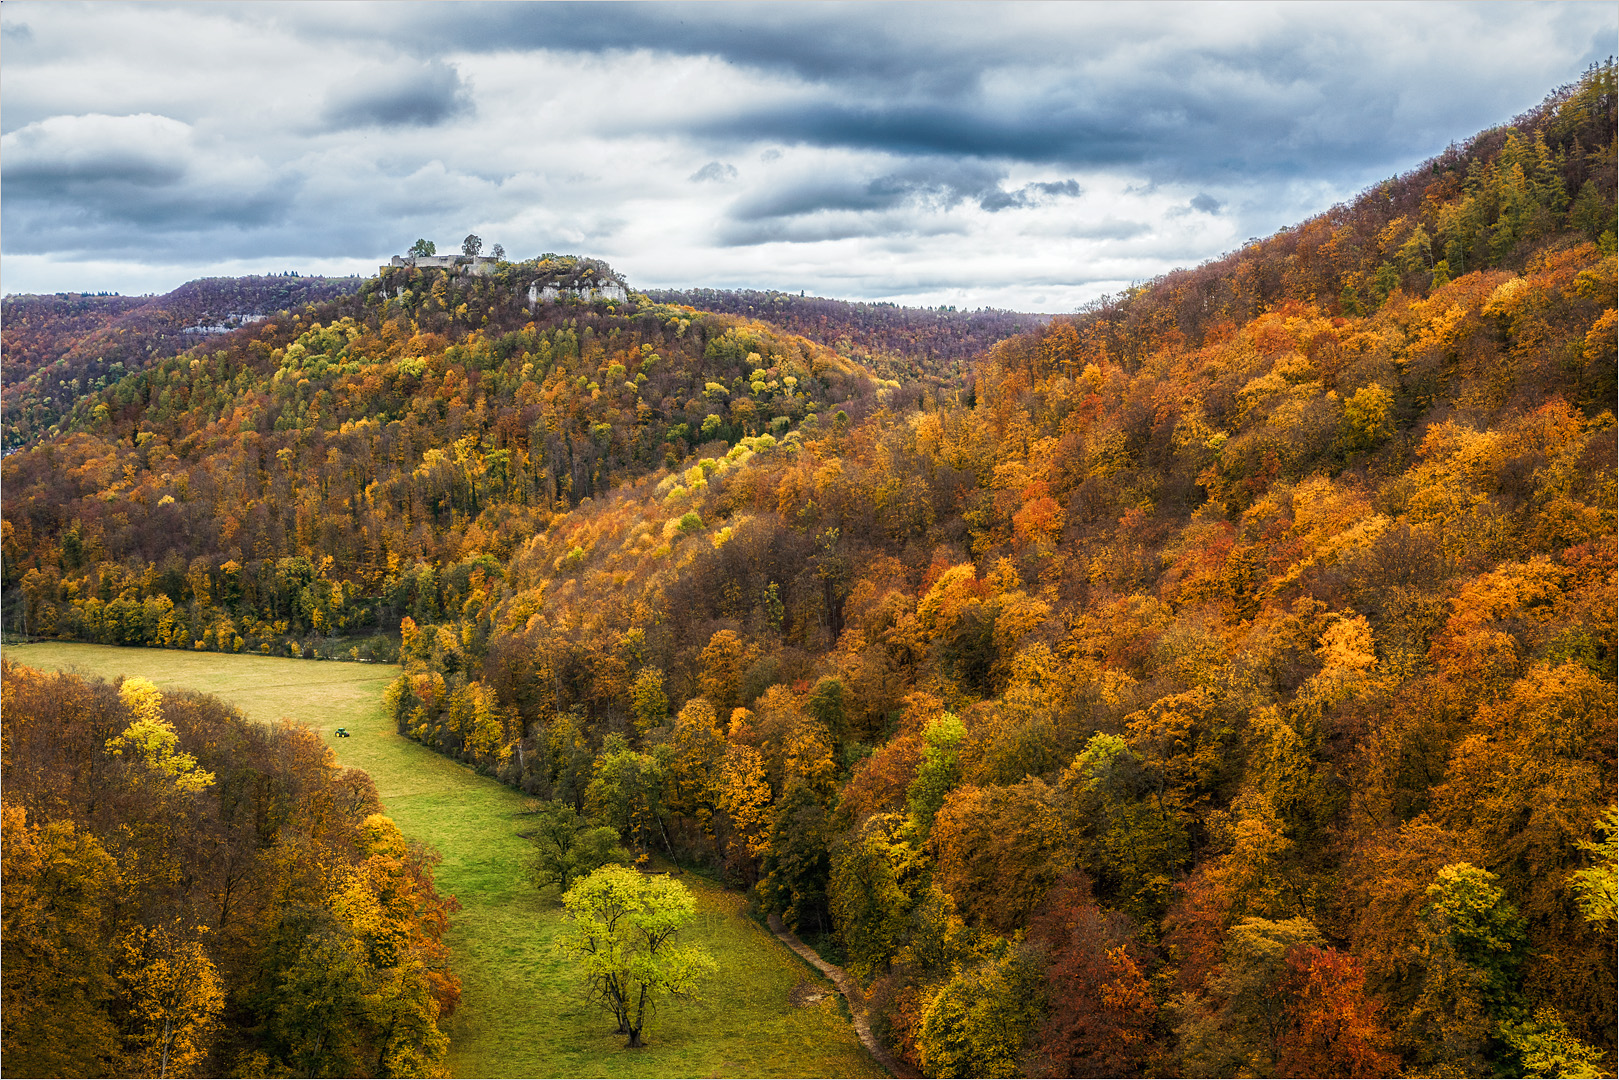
[118,924,225,1079]
[106,678,215,792]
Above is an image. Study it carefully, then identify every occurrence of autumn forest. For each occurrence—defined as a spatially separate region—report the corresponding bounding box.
[2,64,1615,1078]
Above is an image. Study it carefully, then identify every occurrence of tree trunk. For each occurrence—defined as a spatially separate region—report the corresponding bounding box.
[625,983,648,1047]
[609,978,630,1034]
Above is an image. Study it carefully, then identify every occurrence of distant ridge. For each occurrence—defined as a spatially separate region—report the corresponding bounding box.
[3,275,362,449]
[647,287,1048,382]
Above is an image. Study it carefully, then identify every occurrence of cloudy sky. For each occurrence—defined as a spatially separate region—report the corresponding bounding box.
[2,2,1613,310]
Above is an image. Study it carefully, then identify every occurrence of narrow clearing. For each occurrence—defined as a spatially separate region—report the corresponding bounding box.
[10,643,884,1079]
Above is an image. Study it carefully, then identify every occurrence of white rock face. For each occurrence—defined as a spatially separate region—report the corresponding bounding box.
[180,313,269,334]
[527,281,628,305]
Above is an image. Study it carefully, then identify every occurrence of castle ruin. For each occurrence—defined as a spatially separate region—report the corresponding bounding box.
[383,253,499,276]
[380,251,630,306]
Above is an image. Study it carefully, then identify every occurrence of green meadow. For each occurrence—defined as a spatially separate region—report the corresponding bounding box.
[8,642,884,1079]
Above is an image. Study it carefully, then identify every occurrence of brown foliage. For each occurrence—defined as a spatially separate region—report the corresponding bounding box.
[0,661,460,1076]
[930,780,1070,933]
[1027,878,1159,1078]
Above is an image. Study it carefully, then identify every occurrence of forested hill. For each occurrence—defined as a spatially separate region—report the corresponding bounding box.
[1,257,887,654]
[644,288,1048,385]
[3,63,1616,1080]
[3,275,364,450]
[378,67,1612,1080]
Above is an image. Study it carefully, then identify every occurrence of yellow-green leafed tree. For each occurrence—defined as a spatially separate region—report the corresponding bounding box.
[559,865,714,1048]
[916,945,1047,1079]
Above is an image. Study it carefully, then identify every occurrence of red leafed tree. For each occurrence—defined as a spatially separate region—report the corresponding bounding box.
[1276,944,1398,1078]
[1027,878,1158,1077]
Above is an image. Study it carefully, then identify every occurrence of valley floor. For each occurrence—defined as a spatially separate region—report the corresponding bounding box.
[7,642,884,1079]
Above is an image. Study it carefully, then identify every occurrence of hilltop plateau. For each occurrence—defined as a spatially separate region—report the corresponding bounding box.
[3,265,1049,456]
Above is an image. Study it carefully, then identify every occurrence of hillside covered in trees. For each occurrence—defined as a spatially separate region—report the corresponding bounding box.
[2,64,1615,1078]
[1,663,460,1076]
[2,275,364,451]
[1,251,887,657]
[644,288,1048,386]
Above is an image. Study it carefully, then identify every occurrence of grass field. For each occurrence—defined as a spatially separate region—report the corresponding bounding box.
[8,642,884,1079]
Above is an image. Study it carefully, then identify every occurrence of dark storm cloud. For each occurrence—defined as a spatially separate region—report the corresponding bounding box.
[320,61,472,130]
[978,178,1085,212]
[687,82,1410,185]
[728,165,977,220]
[329,2,994,91]
[308,2,1612,182]
[3,113,186,193]
[1,114,297,254]
[714,163,1084,244]
[729,160,1080,223]
[1029,180,1083,198]
[5,148,183,191]
[697,101,1149,168]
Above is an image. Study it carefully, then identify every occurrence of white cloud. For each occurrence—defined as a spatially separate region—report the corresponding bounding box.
[0,1,1612,310]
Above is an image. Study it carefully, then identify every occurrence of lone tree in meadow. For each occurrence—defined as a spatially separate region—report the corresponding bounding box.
[561,865,714,1048]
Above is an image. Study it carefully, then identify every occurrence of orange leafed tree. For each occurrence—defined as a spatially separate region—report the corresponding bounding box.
[1275,945,1398,1078]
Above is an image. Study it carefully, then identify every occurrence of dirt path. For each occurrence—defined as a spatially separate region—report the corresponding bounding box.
[767,914,922,1079]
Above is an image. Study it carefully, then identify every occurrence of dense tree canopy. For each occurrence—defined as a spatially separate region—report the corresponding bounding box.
[0,662,461,1077]
[2,276,361,451]
[3,62,1614,1079]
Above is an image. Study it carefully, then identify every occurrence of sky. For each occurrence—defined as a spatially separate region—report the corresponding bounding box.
[2,2,1613,311]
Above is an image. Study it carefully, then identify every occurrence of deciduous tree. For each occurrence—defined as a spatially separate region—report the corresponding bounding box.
[1028,879,1158,1078]
[930,779,1069,933]
[915,944,1047,1079]
[1176,916,1325,1077]
[1275,945,1398,1078]
[527,800,631,895]
[559,866,714,1047]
